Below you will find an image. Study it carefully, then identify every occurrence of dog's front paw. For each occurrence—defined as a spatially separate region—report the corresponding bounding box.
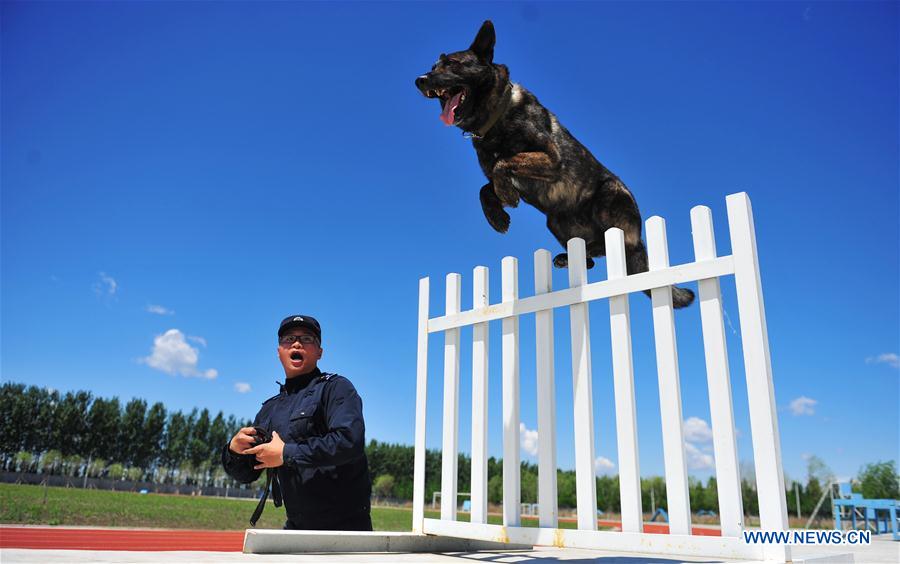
[484,207,511,233]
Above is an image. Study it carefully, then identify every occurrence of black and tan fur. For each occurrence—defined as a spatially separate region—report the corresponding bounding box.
[415,20,694,308]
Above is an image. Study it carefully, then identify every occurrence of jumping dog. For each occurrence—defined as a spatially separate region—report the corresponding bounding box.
[415,20,694,308]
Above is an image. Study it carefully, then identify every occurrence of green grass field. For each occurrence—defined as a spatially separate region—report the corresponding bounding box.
[0,483,580,531]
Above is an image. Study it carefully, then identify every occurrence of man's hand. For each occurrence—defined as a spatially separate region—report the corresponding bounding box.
[229,427,258,455]
[243,430,285,470]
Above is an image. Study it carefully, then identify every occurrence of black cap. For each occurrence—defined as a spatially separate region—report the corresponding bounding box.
[278,315,322,340]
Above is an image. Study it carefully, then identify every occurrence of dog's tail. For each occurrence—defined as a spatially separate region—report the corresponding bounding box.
[627,241,695,309]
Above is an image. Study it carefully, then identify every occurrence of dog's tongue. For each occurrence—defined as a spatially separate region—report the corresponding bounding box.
[440,92,463,125]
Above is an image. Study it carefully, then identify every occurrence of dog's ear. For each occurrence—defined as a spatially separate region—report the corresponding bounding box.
[469,20,495,63]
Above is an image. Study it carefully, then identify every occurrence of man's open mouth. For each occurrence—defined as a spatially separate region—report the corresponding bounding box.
[290,351,304,363]
[425,87,467,125]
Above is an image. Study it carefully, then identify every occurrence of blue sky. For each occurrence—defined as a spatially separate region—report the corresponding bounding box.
[2,1,897,487]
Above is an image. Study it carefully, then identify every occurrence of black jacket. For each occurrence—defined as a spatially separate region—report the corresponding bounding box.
[222,368,371,526]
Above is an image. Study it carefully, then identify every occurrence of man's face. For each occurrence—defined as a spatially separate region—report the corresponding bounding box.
[277,328,323,378]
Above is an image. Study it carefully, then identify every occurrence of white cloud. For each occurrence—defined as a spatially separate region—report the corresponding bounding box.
[685,441,715,471]
[683,417,714,444]
[866,353,899,369]
[234,382,251,394]
[140,329,217,379]
[188,335,207,347]
[681,417,716,471]
[594,456,616,475]
[790,396,817,416]
[93,272,117,297]
[520,423,539,457]
[146,304,174,316]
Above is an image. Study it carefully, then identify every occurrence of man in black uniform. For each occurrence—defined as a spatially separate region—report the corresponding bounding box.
[222,315,372,530]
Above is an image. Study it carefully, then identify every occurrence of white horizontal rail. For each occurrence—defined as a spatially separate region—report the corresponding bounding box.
[428,256,733,333]
[422,519,764,560]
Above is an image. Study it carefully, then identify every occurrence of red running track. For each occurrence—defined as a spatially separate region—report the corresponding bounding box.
[0,522,720,552]
[0,527,245,552]
[597,520,722,536]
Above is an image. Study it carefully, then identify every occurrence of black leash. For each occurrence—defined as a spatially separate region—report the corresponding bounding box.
[249,468,283,526]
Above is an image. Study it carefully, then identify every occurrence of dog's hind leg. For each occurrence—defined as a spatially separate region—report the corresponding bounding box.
[547,215,595,269]
[624,238,649,276]
[596,192,694,305]
[552,253,595,270]
[626,238,695,308]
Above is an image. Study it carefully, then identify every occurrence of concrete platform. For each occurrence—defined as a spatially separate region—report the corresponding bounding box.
[0,546,745,562]
[243,530,531,553]
[4,543,884,564]
[5,529,895,563]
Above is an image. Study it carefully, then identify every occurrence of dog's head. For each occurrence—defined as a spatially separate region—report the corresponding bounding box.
[415,20,508,130]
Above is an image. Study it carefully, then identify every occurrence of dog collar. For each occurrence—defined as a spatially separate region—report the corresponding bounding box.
[463,82,513,140]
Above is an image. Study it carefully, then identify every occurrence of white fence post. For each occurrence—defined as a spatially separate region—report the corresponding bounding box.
[534,249,558,528]
[567,238,598,531]
[471,266,490,524]
[502,257,521,526]
[691,206,744,538]
[605,228,643,534]
[646,216,692,536]
[441,273,461,521]
[412,277,429,533]
[726,192,790,562]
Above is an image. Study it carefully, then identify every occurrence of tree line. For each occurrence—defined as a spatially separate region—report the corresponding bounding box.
[2,382,896,516]
[347,442,897,519]
[0,382,250,487]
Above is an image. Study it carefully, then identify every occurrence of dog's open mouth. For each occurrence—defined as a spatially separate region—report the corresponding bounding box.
[425,87,467,125]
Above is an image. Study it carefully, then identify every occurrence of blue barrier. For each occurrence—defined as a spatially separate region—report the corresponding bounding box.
[833,483,899,541]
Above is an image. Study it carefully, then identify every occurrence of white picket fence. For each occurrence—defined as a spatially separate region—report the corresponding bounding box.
[411,192,791,561]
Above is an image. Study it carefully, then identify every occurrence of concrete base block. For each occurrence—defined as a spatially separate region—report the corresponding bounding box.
[242,530,533,554]
[789,554,855,564]
[742,553,856,564]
